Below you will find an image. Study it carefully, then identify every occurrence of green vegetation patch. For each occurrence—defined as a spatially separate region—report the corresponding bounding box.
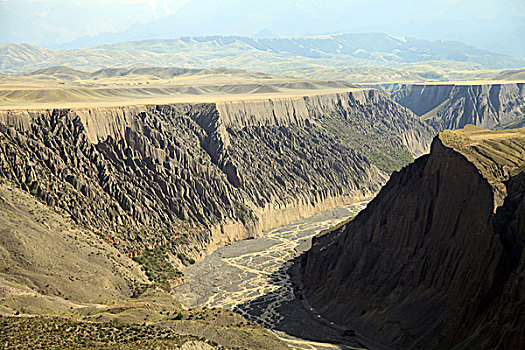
[233,201,258,224]
[366,147,415,173]
[177,252,195,266]
[319,112,415,173]
[0,316,210,350]
[132,247,182,292]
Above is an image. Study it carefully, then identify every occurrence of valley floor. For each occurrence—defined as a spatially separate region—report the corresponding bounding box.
[174,201,375,350]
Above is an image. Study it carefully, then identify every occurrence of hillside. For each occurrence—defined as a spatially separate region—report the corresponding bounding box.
[494,68,525,81]
[0,180,289,349]
[0,66,355,108]
[1,34,523,81]
[388,82,525,131]
[0,181,148,305]
[302,126,525,349]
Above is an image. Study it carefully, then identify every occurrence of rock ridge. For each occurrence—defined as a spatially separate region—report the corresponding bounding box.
[302,126,525,349]
[389,82,525,131]
[0,90,433,265]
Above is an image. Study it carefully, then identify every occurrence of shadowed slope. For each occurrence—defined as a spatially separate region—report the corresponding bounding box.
[302,126,525,349]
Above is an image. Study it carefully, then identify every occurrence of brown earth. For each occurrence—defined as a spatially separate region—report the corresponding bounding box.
[389,82,525,131]
[302,126,525,349]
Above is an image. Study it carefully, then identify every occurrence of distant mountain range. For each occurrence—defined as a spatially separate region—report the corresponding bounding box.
[1,34,524,80]
[2,0,523,58]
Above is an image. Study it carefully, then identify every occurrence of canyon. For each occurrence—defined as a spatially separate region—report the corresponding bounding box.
[0,90,433,265]
[0,87,436,348]
[1,66,524,348]
[302,126,525,349]
[2,2,525,348]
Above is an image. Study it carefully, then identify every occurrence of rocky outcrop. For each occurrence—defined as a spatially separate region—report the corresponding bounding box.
[302,126,525,349]
[0,90,433,261]
[389,83,525,131]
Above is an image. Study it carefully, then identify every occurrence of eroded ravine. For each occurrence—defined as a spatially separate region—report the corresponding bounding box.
[174,201,371,349]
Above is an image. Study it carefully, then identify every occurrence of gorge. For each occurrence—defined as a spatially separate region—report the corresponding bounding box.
[385,82,525,130]
[0,89,433,266]
[2,1,525,347]
[302,126,525,349]
[1,77,524,349]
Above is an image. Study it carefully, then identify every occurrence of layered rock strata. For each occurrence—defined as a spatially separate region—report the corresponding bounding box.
[0,90,434,260]
[389,83,525,131]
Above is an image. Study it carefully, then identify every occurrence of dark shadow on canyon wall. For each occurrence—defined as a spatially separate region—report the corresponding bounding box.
[233,255,365,350]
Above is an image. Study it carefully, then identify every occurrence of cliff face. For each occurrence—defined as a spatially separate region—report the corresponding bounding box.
[390,83,525,131]
[0,90,434,260]
[302,126,525,349]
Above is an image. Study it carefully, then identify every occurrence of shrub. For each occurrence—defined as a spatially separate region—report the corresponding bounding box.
[132,247,183,291]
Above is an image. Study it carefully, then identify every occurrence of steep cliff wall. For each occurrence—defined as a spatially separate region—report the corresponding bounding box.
[390,83,525,131]
[302,126,525,349]
[0,91,434,263]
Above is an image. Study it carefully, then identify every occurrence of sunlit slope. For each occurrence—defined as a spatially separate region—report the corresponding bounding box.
[0,182,288,349]
[0,66,356,108]
[1,34,524,83]
[494,68,525,81]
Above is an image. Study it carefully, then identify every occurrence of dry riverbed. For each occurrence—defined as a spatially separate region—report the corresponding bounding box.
[174,201,371,350]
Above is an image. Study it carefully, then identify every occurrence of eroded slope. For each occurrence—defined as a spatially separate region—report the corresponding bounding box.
[0,155,288,350]
[390,82,525,131]
[0,90,434,275]
[302,126,525,349]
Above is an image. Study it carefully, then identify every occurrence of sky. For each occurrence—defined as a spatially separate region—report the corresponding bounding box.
[0,0,189,43]
[0,0,524,56]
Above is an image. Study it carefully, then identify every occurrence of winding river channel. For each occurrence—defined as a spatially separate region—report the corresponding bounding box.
[174,201,375,349]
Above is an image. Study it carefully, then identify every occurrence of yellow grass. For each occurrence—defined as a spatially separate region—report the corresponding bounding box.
[0,69,362,109]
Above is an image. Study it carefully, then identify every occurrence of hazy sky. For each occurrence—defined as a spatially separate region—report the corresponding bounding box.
[1,0,524,55]
[0,0,189,40]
